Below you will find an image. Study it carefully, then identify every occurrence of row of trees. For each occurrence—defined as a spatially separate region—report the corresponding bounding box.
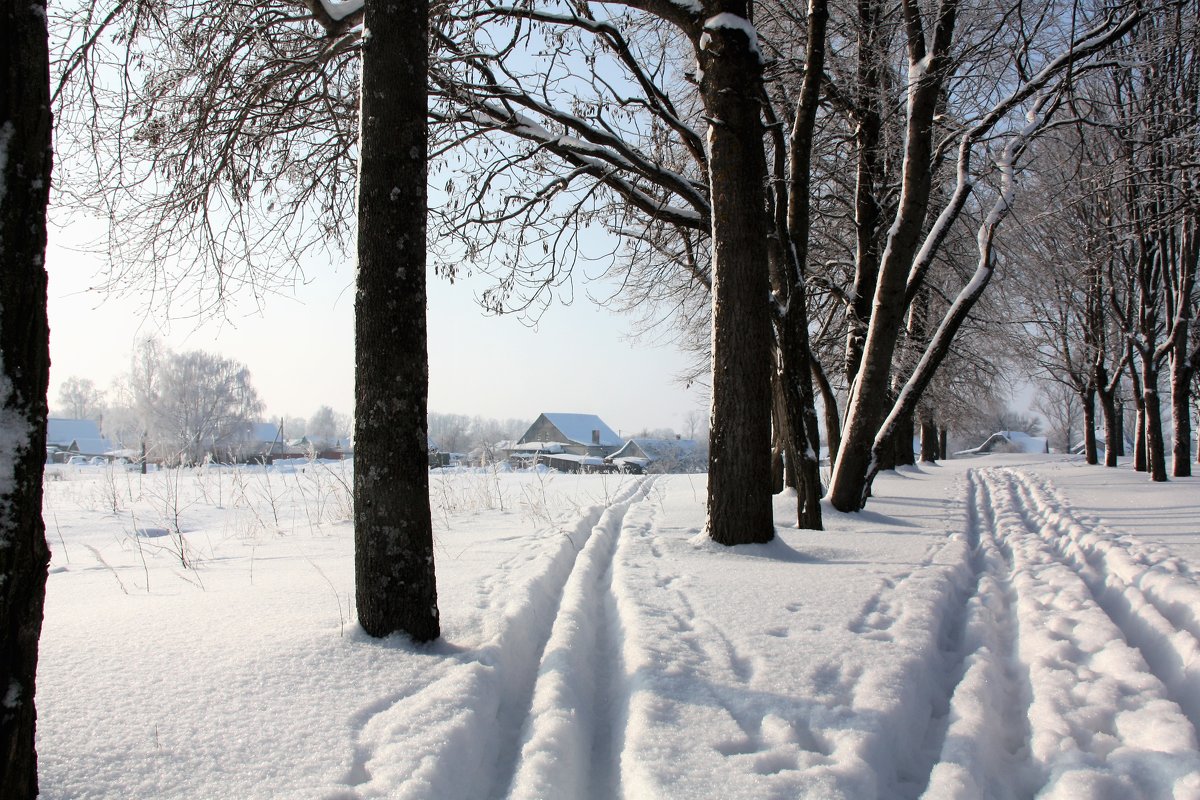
[1005,0,1200,481]
[4,0,1194,792]
[48,0,1147,533]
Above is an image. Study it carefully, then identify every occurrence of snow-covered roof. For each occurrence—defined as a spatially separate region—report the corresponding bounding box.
[609,438,700,461]
[47,418,104,448]
[247,422,282,444]
[958,431,1049,456]
[511,442,566,454]
[537,413,622,447]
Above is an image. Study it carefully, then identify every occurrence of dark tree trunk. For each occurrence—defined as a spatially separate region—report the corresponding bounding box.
[843,0,886,387]
[0,0,53,793]
[812,358,841,461]
[1081,386,1098,465]
[1170,337,1193,478]
[773,0,829,531]
[354,0,440,640]
[1097,384,1120,468]
[702,0,775,545]
[1115,399,1127,457]
[919,413,938,462]
[893,411,915,467]
[1143,371,1168,482]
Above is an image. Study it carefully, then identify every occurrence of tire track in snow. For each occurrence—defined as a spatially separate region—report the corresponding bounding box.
[967,468,1200,798]
[501,475,661,800]
[1002,468,1200,739]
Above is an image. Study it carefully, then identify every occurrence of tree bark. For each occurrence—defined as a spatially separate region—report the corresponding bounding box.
[702,1,775,545]
[1081,386,1098,464]
[354,0,440,640]
[0,0,53,792]
[892,411,915,467]
[811,358,840,461]
[1097,381,1120,468]
[919,413,938,462]
[1142,368,1168,482]
[827,0,959,511]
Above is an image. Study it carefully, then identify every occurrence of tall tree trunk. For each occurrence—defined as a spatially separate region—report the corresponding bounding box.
[774,0,829,531]
[893,411,915,467]
[1128,353,1148,472]
[812,358,840,461]
[1081,386,1098,464]
[0,0,53,792]
[1170,347,1193,477]
[354,0,440,640]
[938,428,948,460]
[702,1,775,544]
[828,0,960,511]
[1097,382,1120,468]
[844,0,886,387]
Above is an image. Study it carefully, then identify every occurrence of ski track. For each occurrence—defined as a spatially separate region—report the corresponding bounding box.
[503,474,660,800]
[921,466,1200,800]
[330,466,1200,800]
[333,475,653,800]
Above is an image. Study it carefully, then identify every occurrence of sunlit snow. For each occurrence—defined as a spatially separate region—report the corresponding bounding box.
[34,455,1200,798]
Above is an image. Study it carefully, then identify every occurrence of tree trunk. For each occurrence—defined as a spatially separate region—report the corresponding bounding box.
[812,358,840,461]
[893,411,915,467]
[827,0,959,511]
[1098,384,1120,468]
[1142,366,1168,482]
[701,1,775,545]
[1128,355,1147,472]
[1169,335,1193,478]
[1081,386,1098,465]
[919,413,938,462]
[354,0,440,641]
[0,0,53,792]
[770,377,788,494]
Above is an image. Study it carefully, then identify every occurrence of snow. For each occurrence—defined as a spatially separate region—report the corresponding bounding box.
[701,13,763,63]
[317,0,362,22]
[35,454,1200,798]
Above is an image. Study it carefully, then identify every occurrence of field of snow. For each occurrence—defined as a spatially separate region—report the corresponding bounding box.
[35,455,1200,799]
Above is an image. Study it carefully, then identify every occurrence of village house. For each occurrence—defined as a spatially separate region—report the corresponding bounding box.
[45,418,115,462]
[509,412,623,472]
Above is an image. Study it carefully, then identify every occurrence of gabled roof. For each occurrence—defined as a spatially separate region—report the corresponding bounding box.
[533,413,622,447]
[610,438,699,461]
[47,418,104,448]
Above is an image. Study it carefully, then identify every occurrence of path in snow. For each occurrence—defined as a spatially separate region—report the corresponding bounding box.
[923,467,1200,798]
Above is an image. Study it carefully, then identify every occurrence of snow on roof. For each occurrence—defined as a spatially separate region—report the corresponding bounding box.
[70,438,117,457]
[46,418,104,447]
[610,438,700,461]
[538,413,622,447]
[247,422,282,443]
[511,442,566,454]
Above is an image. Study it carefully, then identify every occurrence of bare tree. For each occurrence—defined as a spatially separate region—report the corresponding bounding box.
[130,343,264,464]
[0,0,54,792]
[56,376,105,420]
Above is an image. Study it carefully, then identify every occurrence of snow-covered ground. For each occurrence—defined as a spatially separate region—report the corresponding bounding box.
[35,455,1200,799]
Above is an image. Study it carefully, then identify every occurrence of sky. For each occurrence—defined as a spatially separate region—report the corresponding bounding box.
[45,220,708,437]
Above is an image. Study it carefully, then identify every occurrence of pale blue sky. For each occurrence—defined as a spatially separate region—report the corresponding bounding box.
[45,226,707,436]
